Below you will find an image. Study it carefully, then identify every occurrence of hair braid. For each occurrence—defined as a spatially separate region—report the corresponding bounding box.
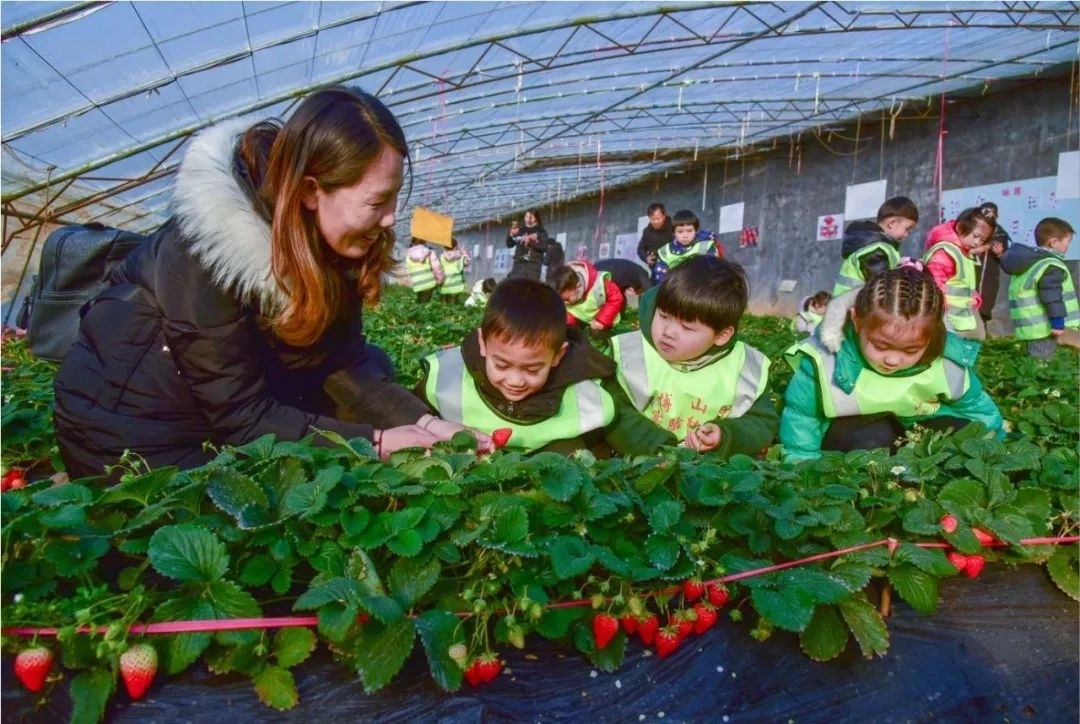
[853,266,947,361]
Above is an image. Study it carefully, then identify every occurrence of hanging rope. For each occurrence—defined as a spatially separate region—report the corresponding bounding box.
[933,22,952,212]
[593,138,605,249]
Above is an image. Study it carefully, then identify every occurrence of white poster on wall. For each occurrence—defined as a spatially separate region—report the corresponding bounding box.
[816,213,843,242]
[718,202,744,234]
[637,215,649,236]
[613,232,641,262]
[1056,151,1079,199]
[942,175,1080,260]
[485,244,494,259]
[472,244,481,259]
[493,248,512,273]
[844,179,887,221]
[557,232,568,245]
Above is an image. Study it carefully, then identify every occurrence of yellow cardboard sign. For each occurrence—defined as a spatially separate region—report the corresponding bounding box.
[410,207,454,248]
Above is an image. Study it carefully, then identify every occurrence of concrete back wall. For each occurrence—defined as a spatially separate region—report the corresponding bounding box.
[454,73,1076,322]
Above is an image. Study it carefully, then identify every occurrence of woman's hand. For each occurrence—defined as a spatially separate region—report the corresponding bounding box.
[420,414,495,454]
[684,422,722,453]
[375,425,441,461]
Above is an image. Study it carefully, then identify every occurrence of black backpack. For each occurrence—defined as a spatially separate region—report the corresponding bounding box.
[17,222,146,362]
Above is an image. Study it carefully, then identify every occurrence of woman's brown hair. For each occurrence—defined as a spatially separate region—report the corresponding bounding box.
[239,85,409,347]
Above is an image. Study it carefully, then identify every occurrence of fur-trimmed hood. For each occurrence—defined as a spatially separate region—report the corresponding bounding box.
[172,119,282,309]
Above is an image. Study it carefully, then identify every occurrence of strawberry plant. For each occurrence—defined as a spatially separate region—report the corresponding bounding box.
[1,294,1077,722]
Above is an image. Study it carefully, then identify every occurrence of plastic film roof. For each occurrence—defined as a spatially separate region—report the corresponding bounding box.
[2,1,1078,237]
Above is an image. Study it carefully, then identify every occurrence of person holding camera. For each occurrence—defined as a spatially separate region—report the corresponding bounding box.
[506,208,551,281]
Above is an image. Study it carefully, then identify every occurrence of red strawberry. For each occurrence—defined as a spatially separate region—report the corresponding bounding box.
[692,603,718,634]
[1,468,24,492]
[972,528,995,546]
[620,614,639,635]
[592,613,619,649]
[637,614,660,645]
[464,658,485,686]
[491,428,513,450]
[940,514,959,534]
[668,610,694,641]
[13,646,53,692]
[655,627,682,658]
[706,583,730,608]
[119,643,158,700]
[681,578,705,602]
[964,555,986,579]
[476,653,502,683]
[946,551,968,571]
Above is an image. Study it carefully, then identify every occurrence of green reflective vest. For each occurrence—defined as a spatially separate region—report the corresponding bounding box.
[421,347,616,452]
[406,253,438,293]
[657,239,713,269]
[832,242,900,297]
[923,242,977,331]
[790,309,822,336]
[1008,255,1080,340]
[787,335,970,419]
[567,267,620,325]
[439,254,467,295]
[611,332,770,438]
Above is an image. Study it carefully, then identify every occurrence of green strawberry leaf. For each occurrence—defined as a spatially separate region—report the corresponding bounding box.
[389,557,441,608]
[31,482,94,507]
[799,605,848,661]
[69,668,114,724]
[887,563,939,614]
[280,483,328,519]
[414,609,464,691]
[839,594,889,658]
[1046,546,1080,601]
[273,627,317,668]
[254,664,299,710]
[750,585,816,632]
[354,619,417,693]
[148,524,229,583]
[778,566,854,604]
[549,536,596,579]
[893,542,958,576]
[644,533,680,570]
[206,467,270,521]
[491,506,529,544]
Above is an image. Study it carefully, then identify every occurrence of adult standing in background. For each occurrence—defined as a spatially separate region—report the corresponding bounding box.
[975,202,1012,326]
[506,208,551,281]
[52,85,491,478]
[636,202,672,274]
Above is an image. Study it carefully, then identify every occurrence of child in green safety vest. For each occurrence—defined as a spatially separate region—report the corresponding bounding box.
[922,206,995,341]
[780,264,1003,461]
[790,291,830,337]
[438,237,471,304]
[548,260,626,350]
[651,209,722,285]
[416,278,629,455]
[1000,217,1080,359]
[405,236,444,303]
[606,255,778,457]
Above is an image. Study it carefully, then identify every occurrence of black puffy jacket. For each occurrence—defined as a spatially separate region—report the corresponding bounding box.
[53,119,431,478]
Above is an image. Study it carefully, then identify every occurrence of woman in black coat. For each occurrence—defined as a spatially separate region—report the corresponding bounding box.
[505,208,551,281]
[53,86,491,479]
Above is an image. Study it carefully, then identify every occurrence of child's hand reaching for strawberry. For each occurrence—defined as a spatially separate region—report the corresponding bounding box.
[684,422,722,453]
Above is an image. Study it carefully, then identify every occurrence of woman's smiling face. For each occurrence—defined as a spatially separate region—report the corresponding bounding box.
[303,144,403,259]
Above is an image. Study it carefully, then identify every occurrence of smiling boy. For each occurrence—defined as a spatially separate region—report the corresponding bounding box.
[416,278,618,454]
[606,256,778,456]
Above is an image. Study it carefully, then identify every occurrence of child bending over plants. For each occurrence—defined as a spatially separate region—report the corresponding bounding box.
[417,278,646,455]
[605,255,779,456]
[781,262,1004,460]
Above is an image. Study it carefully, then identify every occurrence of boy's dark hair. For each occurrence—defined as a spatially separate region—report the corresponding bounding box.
[547,264,580,294]
[853,265,946,363]
[1034,217,1075,247]
[954,207,993,237]
[671,209,700,231]
[481,278,567,352]
[647,202,667,216]
[655,255,748,333]
[877,196,919,223]
[804,290,831,311]
[481,277,497,294]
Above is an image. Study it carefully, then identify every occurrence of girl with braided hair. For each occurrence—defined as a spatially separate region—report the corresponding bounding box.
[779,263,1003,460]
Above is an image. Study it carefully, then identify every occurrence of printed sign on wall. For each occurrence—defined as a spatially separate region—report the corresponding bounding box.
[942,175,1080,260]
[816,213,843,241]
[844,179,887,221]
